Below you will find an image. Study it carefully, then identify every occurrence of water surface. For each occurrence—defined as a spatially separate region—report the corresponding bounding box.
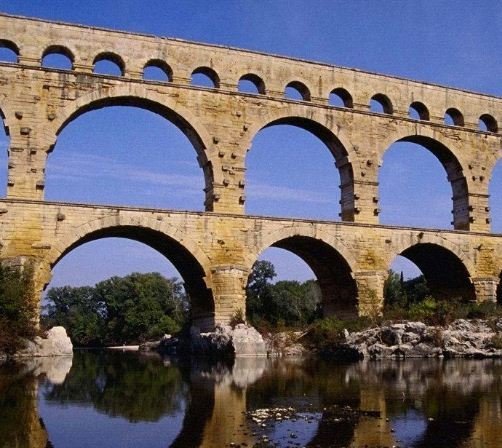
[1,351,501,447]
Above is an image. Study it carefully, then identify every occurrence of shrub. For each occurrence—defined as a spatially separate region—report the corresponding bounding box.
[0,262,37,354]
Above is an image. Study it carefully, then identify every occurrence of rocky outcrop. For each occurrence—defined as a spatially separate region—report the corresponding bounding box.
[191,324,267,357]
[140,324,267,357]
[14,327,73,358]
[343,319,502,359]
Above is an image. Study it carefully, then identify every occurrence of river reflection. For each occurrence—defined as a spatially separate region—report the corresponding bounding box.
[0,352,501,448]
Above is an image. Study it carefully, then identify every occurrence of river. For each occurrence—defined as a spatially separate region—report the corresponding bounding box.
[1,351,501,447]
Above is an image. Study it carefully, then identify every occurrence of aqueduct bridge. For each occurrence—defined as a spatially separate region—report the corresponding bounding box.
[0,14,501,329]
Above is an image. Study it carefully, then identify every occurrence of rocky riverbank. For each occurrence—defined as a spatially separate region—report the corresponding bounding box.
[140,319,502,360]
[0,327,73,364]
[332,319,502,360]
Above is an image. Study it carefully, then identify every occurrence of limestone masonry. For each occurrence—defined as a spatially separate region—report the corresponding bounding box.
[0,14,501,329]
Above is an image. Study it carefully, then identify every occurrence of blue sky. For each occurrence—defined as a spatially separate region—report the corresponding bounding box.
[0,1,501,287]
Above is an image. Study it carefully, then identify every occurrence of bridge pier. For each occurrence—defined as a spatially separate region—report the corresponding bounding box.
[472,277,500,304]
[353,270,387,317]
[209,265,249,326]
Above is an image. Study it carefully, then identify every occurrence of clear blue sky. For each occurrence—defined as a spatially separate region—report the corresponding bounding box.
[0,1,501,286]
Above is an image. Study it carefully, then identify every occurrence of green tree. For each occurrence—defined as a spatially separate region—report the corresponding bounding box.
[246,260,276,321]
[43,286,105,346]
[0,262,37,353]
[43,272,189,346]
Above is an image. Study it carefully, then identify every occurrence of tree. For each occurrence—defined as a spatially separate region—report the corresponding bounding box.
[43,272,189,346]
[0,262,37,353]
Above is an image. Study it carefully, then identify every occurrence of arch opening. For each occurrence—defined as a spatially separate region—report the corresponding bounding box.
[48,100,208,211]
[191,67,219,89]
[444,108,464,127]
[0,111,8,197]
[479,114,498,133]
[48,227,214,329]
[329,88,353,108]
[93,52,125,76]
[143,59,172,82]
[238,73,265,94]
[246,236,357,325]
[370,93,393,114]
[0,40,19,63]
[42,45,74,70]
[246,117,353,220]
[379,137,469,230]
[285,81,311,101]
[489,159,502,232]
[397,243,474,302]
[409,102,430,121]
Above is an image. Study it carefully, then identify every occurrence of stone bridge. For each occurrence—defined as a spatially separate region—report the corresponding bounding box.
[0,14,501,329]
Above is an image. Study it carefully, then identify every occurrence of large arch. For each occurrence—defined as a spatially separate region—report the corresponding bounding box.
[46,220,214,328]
[245,114,355,221]
[489,158,502,232]
[51,86,219,206]
[380,134,469,230]
[391,242,475,302]
[248,230,357,318]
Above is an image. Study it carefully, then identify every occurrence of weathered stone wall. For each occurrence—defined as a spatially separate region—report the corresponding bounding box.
[0,14,501,329]
[0,199,501,329]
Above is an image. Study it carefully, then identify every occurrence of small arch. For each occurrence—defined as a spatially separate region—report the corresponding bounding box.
[143,59,172,82]
[444,108,464,126]
[397,243,475,302]
[42,45,74,70]
[370,93,393,114]
[329,87,353,108]
[238,73,265,94]
[285,81,311,101]
[409,101,430,121]
[191,66,220,89]
[479,114,498,133]
[0,39,19,63]
[93,52,125,76]
[248,235,357,319]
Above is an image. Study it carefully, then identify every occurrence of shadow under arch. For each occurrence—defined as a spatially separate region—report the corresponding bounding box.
[384,135,469,230]
[248,116,355,221]
[49,225,215,329]
[251,234,357,318]
[52,94,216,210]
[397,242,475,301]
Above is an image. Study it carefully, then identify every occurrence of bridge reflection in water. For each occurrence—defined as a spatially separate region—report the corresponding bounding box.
[1,352,502,448]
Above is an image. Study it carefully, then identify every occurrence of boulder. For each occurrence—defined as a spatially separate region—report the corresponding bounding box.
[14,326,73,358]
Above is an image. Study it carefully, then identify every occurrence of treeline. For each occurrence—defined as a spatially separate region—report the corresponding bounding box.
[43,272,188,347]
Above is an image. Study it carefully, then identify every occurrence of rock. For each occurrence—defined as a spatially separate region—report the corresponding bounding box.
[14,326,73,358]
[340,319,502,360]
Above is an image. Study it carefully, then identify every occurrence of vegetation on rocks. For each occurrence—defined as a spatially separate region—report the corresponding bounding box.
[0,263,37,355]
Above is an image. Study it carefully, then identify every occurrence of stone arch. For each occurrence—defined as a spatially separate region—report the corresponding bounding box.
[409,101,430,121]
[143,59,173,82]
[191,66,220,88]
[0,39,19,62]
[45,216,214,327]
[444,107,464,127]
[238,73,266,94]
[93,51,125,76]
[370,93,393,114]
[285,81,311,101]
[388,239,475,302]
[41,44,75,69]
[51,84,220,205]
[379,133,470,230]
[329,87,353,108]
[247,226,358,318]
[244,111,356,221]
[479,114,498,133]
